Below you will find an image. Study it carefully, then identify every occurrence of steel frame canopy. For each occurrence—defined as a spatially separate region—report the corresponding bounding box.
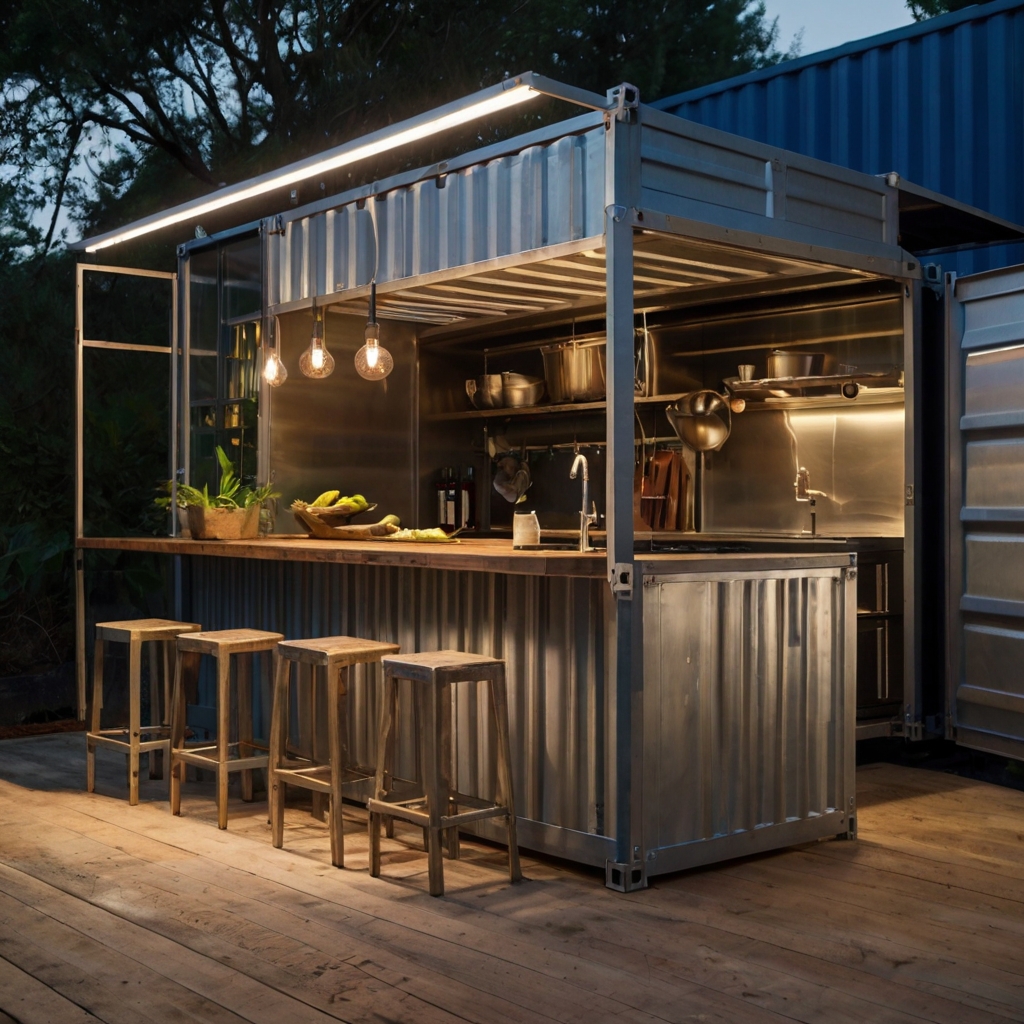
[69,73,624,254]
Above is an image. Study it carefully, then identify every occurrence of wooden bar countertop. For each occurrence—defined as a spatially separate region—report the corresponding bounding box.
[76,535,608,577]
[78,535,854,579]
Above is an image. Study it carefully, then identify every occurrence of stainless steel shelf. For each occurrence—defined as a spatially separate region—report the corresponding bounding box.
[424,392,692,422]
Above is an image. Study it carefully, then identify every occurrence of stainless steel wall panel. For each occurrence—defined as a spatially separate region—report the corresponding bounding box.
[654,0,1024,275]
[642,563,854,874]
[182,558,616,844]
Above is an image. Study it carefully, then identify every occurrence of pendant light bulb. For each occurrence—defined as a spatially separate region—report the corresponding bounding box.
[299,304,335,379]
[354,282,393,380]
[263,347,288,387]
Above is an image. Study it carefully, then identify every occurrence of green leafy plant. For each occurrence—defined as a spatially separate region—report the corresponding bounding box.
[156,446,278,512]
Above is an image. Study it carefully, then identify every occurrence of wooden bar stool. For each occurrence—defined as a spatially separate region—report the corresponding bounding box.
[87,618,201,804]
[169,628,282,829]
[269,636,400,867]
[368,651,522,897]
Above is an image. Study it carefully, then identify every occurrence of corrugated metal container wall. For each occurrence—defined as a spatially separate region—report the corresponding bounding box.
[653,0,1024,275]
[269,126,606,307]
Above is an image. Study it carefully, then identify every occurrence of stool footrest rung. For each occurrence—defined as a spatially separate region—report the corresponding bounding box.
[88,733,170,754]
[368,797,509,830]
[273,763,374,794]
[174,746,269,772]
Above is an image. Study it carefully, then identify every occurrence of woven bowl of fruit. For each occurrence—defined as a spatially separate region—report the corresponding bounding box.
[290,491,377,528]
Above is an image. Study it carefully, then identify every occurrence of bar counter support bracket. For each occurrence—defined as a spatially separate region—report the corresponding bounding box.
[604,88,646,891]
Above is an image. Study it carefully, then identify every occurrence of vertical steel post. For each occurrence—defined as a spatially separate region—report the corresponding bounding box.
[903,278,923,737]
[74,263,86,720]
[604,86,643,889]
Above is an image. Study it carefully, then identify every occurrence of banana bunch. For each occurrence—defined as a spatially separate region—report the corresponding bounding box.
[305,491,370,513]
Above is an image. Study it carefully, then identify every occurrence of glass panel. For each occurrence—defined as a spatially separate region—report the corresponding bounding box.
[223,236,262,321]
[185,233,262,492]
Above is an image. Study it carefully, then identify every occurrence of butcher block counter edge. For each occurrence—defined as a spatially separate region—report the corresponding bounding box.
[77,536,855,578]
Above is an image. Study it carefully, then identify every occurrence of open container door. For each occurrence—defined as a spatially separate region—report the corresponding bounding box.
[74,263,177,719]
[947,264,1024,759]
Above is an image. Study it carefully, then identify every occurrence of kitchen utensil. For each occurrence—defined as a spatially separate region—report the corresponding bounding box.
[493,454,532,503]
[665,390,733,453]
[634,325,657,396]
[512,510,541,548]
[500,372,546,408]
[466,374,504,409]
[737,363,756,381]
[767,349,826,379]
[541,338,607,402]
[665,390,733,534]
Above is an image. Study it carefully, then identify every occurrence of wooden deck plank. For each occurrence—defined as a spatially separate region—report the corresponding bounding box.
[0,953,101,1023]
[2,734,1024,1024]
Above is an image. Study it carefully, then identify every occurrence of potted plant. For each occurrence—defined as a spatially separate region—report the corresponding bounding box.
[158,447,279,540]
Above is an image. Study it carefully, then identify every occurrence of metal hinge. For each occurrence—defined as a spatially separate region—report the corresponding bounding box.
[610,562,633,599]
[905,484,914,506]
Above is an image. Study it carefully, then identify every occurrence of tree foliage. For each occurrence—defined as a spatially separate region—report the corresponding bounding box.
[1,0,789,252]
[907,0,977,21]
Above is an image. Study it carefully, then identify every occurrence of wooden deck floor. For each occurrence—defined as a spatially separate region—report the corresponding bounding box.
[0,735,1022,1024]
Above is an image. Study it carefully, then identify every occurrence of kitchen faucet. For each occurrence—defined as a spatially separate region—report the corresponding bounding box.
[794,466,828,537]
[570,453,598,552]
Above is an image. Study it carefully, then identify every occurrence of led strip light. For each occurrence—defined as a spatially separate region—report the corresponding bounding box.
[75,74,613,253]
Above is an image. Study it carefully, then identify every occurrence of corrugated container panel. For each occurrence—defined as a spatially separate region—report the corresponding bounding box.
[269,127,605,307]
[654,0,1024,275]
[182,557,616,841]
[644,570,850,857]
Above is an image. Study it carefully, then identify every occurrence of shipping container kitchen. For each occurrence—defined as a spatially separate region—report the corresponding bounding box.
[70,73,1023,889]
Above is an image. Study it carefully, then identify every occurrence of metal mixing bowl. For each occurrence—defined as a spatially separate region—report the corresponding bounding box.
[501,372,546,408]
[665,390,732,452]
[466,374,504,409]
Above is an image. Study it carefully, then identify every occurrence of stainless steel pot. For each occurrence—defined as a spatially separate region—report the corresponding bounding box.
[466,374,503,409]
[541,338,606,402]
[501,372,545,408]
[767,349,826,379]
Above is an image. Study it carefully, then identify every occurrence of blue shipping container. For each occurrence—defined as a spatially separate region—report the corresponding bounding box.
[653,0,1024,274]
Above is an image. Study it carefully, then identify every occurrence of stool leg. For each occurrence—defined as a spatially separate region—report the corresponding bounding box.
[86,638,104,793]
[169,649,188,814]
[216,653,231,829]
[490,672,522,884]
[269,653,288,848]
[440,681,459,860]
[421,684,446,897]
[162,642,173,726]
[383,680,397,840]
[310,665,327,822]
[148,642,163,780]
[237,652,254,802]
[327,662,347,868]
[369,675,397,878]
[128,638,142,806]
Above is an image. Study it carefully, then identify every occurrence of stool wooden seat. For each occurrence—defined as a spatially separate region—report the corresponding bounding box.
[269,636,400,867]
[169,628,282,829]
[87,618,201,804]
[368,651,522,896]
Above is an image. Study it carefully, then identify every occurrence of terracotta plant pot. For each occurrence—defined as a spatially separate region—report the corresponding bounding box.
[186,505,260,540]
